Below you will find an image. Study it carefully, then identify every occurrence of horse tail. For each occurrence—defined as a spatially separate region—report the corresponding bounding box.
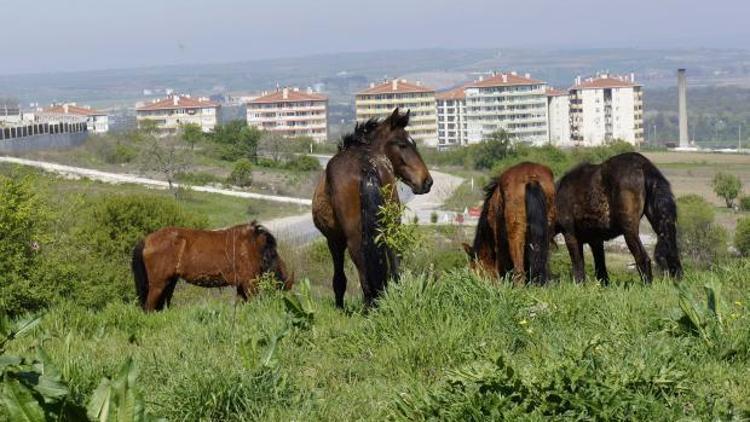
[643,162,683,279]
[359,162,392,305]
[525,181,549,284]
[132,240,149,309]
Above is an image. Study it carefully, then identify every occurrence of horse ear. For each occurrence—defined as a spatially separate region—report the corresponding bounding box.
[462,242,475,259]
[389,108,409,129]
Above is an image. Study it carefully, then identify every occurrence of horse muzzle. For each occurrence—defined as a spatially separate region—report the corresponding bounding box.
[412,176,433,194]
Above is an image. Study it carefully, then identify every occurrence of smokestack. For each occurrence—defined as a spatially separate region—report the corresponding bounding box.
[678,69,689,148]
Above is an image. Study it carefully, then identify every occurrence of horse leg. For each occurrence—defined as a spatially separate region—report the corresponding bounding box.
[623,230,653,284]
[348,242,375,308]
[328,238,348,309]
[144,278,167,312]
[564,234,585,283]
[590,240,609,286]
[159,277,179,309]
[505,208,527,286]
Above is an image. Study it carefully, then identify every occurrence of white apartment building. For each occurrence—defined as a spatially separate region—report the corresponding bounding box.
[136,94,219,134]
[435,85,468,149]
[355,79,438,146]
[41,103,109,133]
[246,87,328,143]
[463,72,548,145]
[569,74,644,146]
[546,88,571,146]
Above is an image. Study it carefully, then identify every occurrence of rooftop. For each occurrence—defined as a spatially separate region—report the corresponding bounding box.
[136,95,219,111]
[571,74,640,90]
[466,72,543,88]
[248,87,327,104]
[357,79,434,95]
[44,103,107,116]
[546,87,568,97]
[436,83,470,101]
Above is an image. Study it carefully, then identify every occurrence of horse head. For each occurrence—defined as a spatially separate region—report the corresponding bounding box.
[374,108,433,194]
[253,223,294,290]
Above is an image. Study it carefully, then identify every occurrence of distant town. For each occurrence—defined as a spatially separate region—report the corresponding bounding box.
[0,68,679,151]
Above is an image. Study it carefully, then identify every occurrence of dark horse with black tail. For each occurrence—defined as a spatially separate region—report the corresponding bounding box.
[132,222,293,311]
[463,162,556,285]
[556,152,682,284]
[312,108,433,308]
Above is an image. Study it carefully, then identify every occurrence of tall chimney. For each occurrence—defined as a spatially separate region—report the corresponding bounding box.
[392,79,398,91]
[677,68,689,148]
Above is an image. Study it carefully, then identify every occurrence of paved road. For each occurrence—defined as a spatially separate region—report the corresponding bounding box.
[1,155,464,245]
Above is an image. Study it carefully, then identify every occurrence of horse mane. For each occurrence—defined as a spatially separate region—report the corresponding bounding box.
[248,220,282,276]
[338,118,380,151]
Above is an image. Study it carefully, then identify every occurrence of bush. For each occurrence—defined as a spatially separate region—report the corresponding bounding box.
[735,218,750,257]
[739,195,750,211]
[712,172,742,208]
[77,194,208,259]
[676,195,728,266]
[285,155,321,172]
[474,130,514,170]
[228,159,254,187]
[0,176,49,316]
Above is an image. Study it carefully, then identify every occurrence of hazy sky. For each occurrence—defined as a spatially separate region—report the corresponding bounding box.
[2,0,748,75]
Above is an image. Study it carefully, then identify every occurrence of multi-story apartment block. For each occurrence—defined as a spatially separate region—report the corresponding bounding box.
[41,103,109,133]
[546,88,571,146]
[355,79,437,146]
[435,85,468,149]
[569,73,644,146]
[462,72,548,145]
[246,87,328,143]
[136,94,219,134]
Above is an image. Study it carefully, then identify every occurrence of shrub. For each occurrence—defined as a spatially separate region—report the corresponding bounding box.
[735,218,750,257]
[77,194,208,259]
[739,195,750,211]
[228,159,254,187]
[474,130,514,170]
[676,195,728,266]
[285,155,321,172]
[0,176,49,316]
[712,172,742,208]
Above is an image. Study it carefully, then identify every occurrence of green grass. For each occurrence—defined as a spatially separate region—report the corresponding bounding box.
[6,262,750,420]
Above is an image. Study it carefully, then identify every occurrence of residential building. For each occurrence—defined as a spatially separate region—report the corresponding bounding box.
[355,79,437,146]
[546,88,571,146]
[135,94,219,134]
[0,102,21,125]
[569,73,644,146]
[463,72,548,145]
[435,84,468,149]
[41,103,109,133]
[246,87,328,142]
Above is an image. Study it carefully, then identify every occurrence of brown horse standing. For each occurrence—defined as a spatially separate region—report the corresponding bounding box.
[555,152,682,284]
[312,108,433,308]
[131,222,293,311]
[463,162,556,285]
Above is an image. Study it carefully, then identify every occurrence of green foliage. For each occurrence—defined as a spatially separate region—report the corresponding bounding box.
[87,358,161,422]
[676,195,728,266]
[284,155,321,172]
[375,184,422,259]
[0,176,49,316]
[712,172,743,208]
[739,195,750,211]
[174,171,224,186]
[474,130,514,170]
[210,120,261,162]
[227,158,254,187]
[735,218,750,257]
[180,123,204,150]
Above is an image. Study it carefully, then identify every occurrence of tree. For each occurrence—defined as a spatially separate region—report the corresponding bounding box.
[259,132,288,163]
[181,123,204,151]
[211,120,260,162]
[712,172,742,208]
[136,128,193,197]
[228,159,254,187]
[676,194,728,266]
[473,130,514,170]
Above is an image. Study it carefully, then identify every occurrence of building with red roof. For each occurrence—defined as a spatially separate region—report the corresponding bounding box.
[246,87,328,143]
[546,88,571,147]
[39,103,109,133]
[355,79,437,146]
[569,73,643,146]
[136,94,220,134]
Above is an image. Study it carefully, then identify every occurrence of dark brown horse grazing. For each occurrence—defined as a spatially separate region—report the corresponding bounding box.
[131,222,293,311]
[463,162,556,285]
[312,108,433,308]
[555,152,682,284]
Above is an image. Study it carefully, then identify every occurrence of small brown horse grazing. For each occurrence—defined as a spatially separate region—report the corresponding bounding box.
[312,108,433,308]
[131,222,293,311]
[556,152,682,284]
[463,162,556,285]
